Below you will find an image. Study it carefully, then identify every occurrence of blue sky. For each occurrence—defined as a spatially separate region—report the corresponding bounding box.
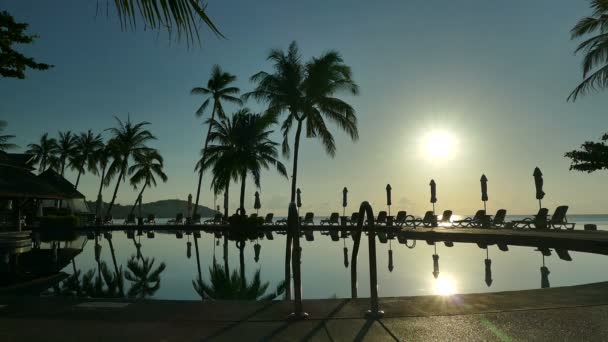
[2,0,608,215]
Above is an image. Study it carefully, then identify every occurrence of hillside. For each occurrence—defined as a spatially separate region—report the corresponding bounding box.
[86,199,218,219]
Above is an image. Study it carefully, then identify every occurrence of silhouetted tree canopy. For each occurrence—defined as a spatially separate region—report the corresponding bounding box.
[565,133,608,172]
[0,11,52,79]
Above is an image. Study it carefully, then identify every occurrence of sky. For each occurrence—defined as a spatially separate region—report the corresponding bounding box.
[1,0,608,215]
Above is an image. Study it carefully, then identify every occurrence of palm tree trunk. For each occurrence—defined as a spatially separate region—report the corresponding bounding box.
[223,235,229,274]
[107,237,120,276]
[284,118,303,300]
[129,183,147,217]
[193,102,218,217]
[106,160,127,218]
[74,159,86,189]
[223,183,229,219]
[95,166,107,216]
[239,242,246,289]
[194,234,202,281]
[239,171,246,214]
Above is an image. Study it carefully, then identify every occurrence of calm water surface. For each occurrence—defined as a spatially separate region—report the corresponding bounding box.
[49,214,608,300]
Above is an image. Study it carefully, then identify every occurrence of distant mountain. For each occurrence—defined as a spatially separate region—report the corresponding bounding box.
[86,199,218,219]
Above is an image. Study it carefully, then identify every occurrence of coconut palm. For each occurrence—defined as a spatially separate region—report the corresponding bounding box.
[0,121,17,151]
[192,263,285,300]
[569,0,608,100]
[127,150,168,217]
[191,65,242,217]
[26,133,58,173]
[104,117,156,218]
[124,255,166,299]
[71,130,104,189]
[49,131,77,176]
[199,109,287,214]
[94,143,113,217]
[245,42,359,299]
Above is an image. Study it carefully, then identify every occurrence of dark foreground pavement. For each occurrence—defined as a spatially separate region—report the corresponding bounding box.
[2,282,608,341]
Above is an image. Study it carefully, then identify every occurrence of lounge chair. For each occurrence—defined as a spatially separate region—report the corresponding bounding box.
[453,210,487,228]
[204,213,223,224]
[489,209,507,227]
[275,217,287,225]
[320,212,340,226]
[376,211,388,225]
[394,211,416,227]
[437,210,453,225]
[168,213,184,224]
[263,213,274,225]
[301,212,314,225]
[347,212,360,226]
[104,215,113,225]
[144,214,156,224]
[191,214,201,224]
[124,214,136,225]
[512,208,549,229]
[249,213,258,219]
[407,211,437,228]
[514,206,575,230]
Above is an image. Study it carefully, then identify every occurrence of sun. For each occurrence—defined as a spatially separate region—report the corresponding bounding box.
[433,275,457,296]
[422,130,458,161]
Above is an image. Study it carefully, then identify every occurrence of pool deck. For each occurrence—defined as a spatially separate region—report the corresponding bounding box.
[2,281,608,341]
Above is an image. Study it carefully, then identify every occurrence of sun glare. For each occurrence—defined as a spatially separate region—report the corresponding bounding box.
[433,275,457,296]
[422,131,458,161]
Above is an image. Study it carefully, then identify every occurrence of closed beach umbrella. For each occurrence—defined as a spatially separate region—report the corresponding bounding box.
[480,174,488,211]
[254,191,261,214]
[432,253,440,279]
[485,258,493,287]
[533,167,545,209]
[296,188,302,209]
[386,184,392,215]
[187,193,193,219]
[342,187,348,216]
[430,180,437,214]
[541,265,550,289]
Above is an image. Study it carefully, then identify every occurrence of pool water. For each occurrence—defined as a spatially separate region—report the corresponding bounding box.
[47,215,608,301]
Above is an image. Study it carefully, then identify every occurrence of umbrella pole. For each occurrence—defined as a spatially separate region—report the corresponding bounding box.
[483,201,486,212]
[432,203,435,215]
[538,199,542,210]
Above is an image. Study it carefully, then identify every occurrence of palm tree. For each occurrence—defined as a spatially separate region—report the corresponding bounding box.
[569,0,608,100]
[0,121,17,151]
[124,255,166,299]
[199,109,287,214]
[71,130,104,189]
[94,143,113,217]
[245,42,359,298]
[127,150,168,217]
[192,263,285,300]
[50,131,77,176]
[190,65,242,217]
[26,133,58,173]
[104,117,156,218]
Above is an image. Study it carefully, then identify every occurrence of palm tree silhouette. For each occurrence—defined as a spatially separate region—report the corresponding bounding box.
[127,150,168,217]
[124,255,166,299]
[94,144,113,218]
[245,41,359,298]
[26,133,58,173]
[0,121,17,151]
[569,0,608,100]
[192,262,285,301]
[104,117,156,218]
[71,130,104,189]
[50,131,77,176]
[191,65,242,217]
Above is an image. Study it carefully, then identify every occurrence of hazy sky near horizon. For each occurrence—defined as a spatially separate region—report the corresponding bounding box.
[2,0,608,215]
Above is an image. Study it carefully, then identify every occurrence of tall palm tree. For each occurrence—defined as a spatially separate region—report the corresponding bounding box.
[94,143,113,217]
[199,109,287,214]
[71,130,104,189]
[569,0,608,100]
[124,255,166,299]
[190,65,242,217]
[0,121,17,151]
[192,263,285,300]
[26,133,58,173]
[127,150,168,217]
[50,131,77,176]
[245,42,359,298]
[104,117,156,218]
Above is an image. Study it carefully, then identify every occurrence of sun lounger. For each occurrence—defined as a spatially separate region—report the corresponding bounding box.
[124,214,136,225]
[395,211,415,227]
[321,212,340,226]
[168,213,184,224]
[301,212,314,225]
[511,208,549,229]
[547,206,575,230]
[453,210,487,228]
[407,211,438,228]
[489,209,507,227]
[204,213,223,224]
[347,212,360,226]
[144,214,156,224]
[263,213,274,225]
[376,211,387,225]
[275,217,287,225]
[191,214,201,224]
[437,210,453,225]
